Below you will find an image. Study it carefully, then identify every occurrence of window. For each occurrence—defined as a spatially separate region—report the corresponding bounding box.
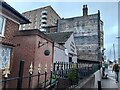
[34,17,37,21]
[23,24,25,27]
[33,25,37,29]
[23,27,25,30]
[34,21,37,25]
[0,15,6,36]
[0,46,12,69]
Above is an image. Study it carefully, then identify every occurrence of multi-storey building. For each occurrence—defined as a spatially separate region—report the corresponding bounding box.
[58,5,104,61]
[20,6,61,32]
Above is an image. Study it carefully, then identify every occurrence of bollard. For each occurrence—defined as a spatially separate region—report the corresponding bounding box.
[98,81,101,90]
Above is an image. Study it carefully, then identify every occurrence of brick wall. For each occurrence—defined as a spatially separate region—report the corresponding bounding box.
[2,18,19,45]
[33,35,53,88]
[1,17,19,88]
[9,35,36,88]
[9,32,53,88]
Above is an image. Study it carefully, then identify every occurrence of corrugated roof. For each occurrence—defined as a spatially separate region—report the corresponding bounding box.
[46,32,73,43]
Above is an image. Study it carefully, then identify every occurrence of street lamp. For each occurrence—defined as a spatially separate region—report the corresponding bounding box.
[116,36,120,64]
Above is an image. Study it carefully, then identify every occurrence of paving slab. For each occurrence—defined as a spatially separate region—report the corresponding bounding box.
[101,67,120,90]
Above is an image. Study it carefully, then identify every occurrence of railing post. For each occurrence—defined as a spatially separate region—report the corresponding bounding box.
[3,77,7,90]
[76,63,78,84]
[17,60,25,90]
[49,64,53,89]
[28,74,32,90]
[37,73,40,87]
[49,71,52,89]
[53,63,56,71]
[37,64,41,88]
[28,62,33,90]
[61,62,63,77]
[44,64,47,90]
[2,65,10,89]
[44,71,47,90]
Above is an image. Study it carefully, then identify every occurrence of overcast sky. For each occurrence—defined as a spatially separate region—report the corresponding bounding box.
[5,1,119,61]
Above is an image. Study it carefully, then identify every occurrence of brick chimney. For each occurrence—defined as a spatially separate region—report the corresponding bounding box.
[83,5,88,16]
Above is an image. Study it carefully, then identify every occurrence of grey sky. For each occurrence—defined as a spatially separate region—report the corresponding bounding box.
[5,1,119,61]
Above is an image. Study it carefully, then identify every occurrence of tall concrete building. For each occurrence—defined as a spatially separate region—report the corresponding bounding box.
[20,6,61,31]
[58,5,104,61]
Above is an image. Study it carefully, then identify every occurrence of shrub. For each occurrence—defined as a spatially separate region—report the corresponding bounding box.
[68,64,77,84]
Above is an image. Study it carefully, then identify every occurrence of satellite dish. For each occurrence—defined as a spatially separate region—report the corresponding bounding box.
[65,49,68,56]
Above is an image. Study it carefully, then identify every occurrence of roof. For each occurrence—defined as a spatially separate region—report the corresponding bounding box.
[46,32,73,44]
[61,13,98,21]
[60,13,103,23]
[1,1,30,24]
[14,29,53,43]
[22,5,61,19]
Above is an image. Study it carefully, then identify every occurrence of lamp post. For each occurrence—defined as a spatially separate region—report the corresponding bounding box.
[116,37,120,64]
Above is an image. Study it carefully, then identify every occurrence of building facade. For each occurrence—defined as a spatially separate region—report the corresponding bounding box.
[0,1,30,89]
[11,29,54,88]
[46,32,77,63]
[58,5,104,61]
[20,6,61,32]
[0,1,30,71]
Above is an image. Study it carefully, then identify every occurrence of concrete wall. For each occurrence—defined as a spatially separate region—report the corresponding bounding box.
[76,69,102,89]
[94,68,102,88]
[80,75,95,88]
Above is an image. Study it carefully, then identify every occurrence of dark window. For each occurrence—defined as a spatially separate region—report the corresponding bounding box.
[69,57,72,63]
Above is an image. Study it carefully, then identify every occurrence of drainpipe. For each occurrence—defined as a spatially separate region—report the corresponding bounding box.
[52,42,54,63]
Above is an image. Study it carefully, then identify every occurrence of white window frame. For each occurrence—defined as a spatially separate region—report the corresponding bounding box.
[0,15,6,37]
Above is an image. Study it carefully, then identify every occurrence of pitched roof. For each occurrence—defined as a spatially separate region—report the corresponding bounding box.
[46,32,73,43]
[1,1,30,24]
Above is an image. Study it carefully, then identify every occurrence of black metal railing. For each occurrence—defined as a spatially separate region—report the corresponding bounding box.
[0,60,58,90]
[53,60,100,87]
[0,60,101,89]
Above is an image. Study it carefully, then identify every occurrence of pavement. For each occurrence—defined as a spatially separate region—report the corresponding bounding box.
[101,66,120,90]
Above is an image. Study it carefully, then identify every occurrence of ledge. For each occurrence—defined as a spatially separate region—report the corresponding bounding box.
[77,74,95,88]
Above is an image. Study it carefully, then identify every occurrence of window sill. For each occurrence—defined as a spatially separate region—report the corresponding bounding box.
[0,35,5,38]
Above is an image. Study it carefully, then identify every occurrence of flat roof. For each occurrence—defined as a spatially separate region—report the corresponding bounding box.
[14,29,53,43]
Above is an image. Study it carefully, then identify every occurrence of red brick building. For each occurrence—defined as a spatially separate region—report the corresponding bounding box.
[12,29,54,88]
[0,1,30,75]
[0,2,54,88]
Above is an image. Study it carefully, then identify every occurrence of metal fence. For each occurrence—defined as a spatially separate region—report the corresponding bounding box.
[53,60,100,86]
[0,60,101,89]
[1,60,57,90]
